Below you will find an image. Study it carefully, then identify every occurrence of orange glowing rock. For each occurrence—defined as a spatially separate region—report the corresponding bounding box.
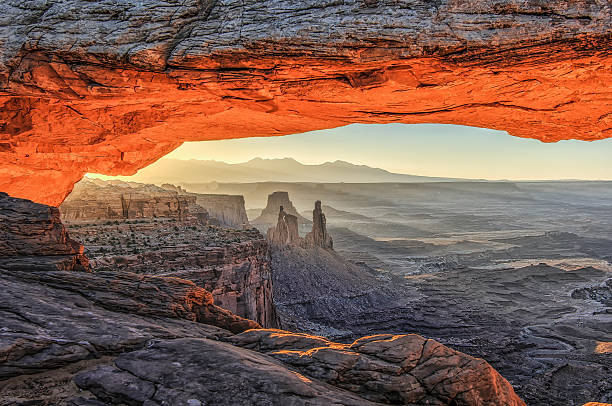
[0,2,610,205]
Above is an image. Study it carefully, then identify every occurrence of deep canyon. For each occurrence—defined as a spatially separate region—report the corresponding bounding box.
[0,1,611,405]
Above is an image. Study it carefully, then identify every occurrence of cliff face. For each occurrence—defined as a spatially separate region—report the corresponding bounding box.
[68,220,279,328]
[61,179,209,223]
[254,191,310,227]
[195,193,249,229]
[163,239,279,329]
[0,1,610,205]
[303,200,333,250]
[0,192,90,272]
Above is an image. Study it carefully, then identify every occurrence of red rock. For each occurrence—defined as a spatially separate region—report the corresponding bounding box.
[230,329,527,405]
[0,2,609,205]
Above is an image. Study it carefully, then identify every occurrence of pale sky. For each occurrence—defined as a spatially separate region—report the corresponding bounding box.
[152,124,612,181]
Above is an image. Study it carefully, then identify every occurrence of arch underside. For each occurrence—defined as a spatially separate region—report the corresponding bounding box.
[0,0,610,205]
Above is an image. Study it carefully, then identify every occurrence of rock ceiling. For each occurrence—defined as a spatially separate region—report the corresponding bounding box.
[0,0,610,205]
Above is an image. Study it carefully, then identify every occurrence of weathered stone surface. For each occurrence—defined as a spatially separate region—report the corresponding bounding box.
[66,218,279,328]
[0,192,89,271]
[60,179,208,223]
[194,193,249,229]
[73,337,379,406]
[0,193,525,406]
[11,268,258,332]
[266,205,301,247]
[229,329,526,405]
[0,269,233,379]
[0,0,610,205]
[3,262,525,405]
[303,200,334,250]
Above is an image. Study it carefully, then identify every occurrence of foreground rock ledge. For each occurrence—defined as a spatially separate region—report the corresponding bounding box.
[0,262,525,405]
[0,0,610,205]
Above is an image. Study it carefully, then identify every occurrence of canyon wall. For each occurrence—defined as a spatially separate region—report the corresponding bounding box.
[0,0,609,205]
[254,191,310,227]
[68,220,279,328]
[61,179,209,222]
[194,193,250,229]
[0,195,525,405]
[0,192,90,272]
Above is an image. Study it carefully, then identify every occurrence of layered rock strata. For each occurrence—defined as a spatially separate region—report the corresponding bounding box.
[66,219,278,328]
[0,0,610,205]
[71,329,526,406]
[0,195,526,405]
[254,191,310,227]
[194,193,250,229]
[60,179,209,223]
[229,329,526,406]
[0,192,89,272]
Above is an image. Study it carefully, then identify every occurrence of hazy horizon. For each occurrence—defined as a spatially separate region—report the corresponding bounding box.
[89,124,612,182]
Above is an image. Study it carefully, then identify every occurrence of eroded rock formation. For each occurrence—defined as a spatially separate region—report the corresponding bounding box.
[71,223,280,329]
[230,329,526,406]
[0,0,610,205]
[266,205,301,247]
[194,194,250,229]
[0,194,525,405]
[303,200,334,250]
[60,179,209,223]
[66,329,527,406]
[267,199,334,250]
[254,191,310,227]
[0,192,89,271]
[62,182,276,328]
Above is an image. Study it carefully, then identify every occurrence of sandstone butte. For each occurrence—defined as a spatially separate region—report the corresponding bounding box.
[0,0,610,205]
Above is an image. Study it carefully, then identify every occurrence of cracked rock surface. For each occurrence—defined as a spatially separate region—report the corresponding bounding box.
[0,0,610,205]
[0,193,525,405]
[72,330,525,406]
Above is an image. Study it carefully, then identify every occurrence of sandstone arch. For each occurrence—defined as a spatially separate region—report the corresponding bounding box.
[0,0,610,205]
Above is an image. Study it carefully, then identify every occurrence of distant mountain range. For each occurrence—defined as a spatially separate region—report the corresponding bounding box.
[115,158,473,184]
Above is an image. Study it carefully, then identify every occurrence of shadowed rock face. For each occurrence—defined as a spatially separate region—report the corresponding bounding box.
[0,0,610,205]
[0,194,526,405]
[0,192,90,271]
[267,206,301,247]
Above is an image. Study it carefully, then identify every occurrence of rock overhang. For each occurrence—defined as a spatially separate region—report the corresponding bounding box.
[0,0,610,205]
